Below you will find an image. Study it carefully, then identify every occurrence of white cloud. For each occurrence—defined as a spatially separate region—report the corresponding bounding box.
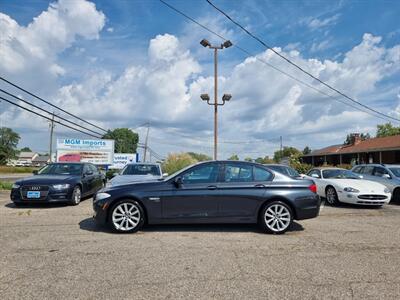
[307,14,340,30]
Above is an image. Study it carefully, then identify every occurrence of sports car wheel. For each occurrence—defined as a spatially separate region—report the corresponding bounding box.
[259,201,293,234]
[326,187,339,206]
[110,200,144,233]
[70,186,81,206]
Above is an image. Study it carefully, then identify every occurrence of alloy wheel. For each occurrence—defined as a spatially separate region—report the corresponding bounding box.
[112,202,141,231]
[264,204,291,233]
[72,187,81,205]
[326,188,336,205]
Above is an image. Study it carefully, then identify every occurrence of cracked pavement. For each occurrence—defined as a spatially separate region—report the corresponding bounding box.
[0,191,399,299]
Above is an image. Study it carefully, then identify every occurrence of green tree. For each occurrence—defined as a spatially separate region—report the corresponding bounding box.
[162,153,198,175]
[227,154,239,160]
[302,146,311,155]
[376,123,400,138]
[343,133,370,145]
[102,128,139,153]
[244,157,253,162]
[0,127,20,164]
[273,146,301,163]
[187,152,212,161]
[255,156,274,164]
[20,147,32,152]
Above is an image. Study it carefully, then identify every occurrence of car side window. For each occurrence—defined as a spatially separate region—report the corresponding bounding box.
[307,169,321,178]
[353,166,362,173]
[373,167,389,177]
[224,164,253,182]
[181,164,219,184]
[89,164,98,174]
[363,166,374,175]
[83,164,90,174]
[254,167,273,181]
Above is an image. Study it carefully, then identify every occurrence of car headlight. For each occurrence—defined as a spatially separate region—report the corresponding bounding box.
[343,187,360,193]
[12,183,20,189]
[52,183,70,190]
[95,192,111,201]
[384,187,391,193]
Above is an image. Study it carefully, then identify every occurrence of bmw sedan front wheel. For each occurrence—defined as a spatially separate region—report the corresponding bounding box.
[259,201,293,234]
[110,200,144,233]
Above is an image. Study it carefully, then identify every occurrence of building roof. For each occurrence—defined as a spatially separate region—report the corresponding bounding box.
[304,135,400,156]
[18,152,38,159]
[32,155,50,163]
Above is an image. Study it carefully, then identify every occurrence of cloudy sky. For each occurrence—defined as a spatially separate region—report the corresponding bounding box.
[1,0,399,160]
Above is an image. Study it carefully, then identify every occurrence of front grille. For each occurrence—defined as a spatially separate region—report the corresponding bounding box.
[358,195,387,200]
[20,185,50,200]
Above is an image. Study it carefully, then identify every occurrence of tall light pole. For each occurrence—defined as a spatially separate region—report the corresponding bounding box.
[200,39,232,160]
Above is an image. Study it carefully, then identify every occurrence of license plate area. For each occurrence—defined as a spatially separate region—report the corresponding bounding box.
[27,191,41,198]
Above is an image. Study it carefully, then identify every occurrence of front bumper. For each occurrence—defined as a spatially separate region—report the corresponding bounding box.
[10,187,73,203]
[92,198,109,225]
[338,192,391,205]
[294,195,321,220]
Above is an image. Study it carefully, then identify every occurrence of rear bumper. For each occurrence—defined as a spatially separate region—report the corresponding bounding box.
[294,195,321,220]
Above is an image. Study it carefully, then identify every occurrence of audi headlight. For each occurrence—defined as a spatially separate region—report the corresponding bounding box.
[384,187,391,193]
[52,183,70,190]
[344,187,360,193]
[95,192,111,201]
[12,183,20,189]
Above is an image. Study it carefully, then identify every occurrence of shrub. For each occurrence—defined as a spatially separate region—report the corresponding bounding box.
[0,181,13,190]
[162,153,198,175]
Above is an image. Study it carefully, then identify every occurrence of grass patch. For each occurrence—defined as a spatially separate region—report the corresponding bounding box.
[0,166,38,174]
[0,181,13,190]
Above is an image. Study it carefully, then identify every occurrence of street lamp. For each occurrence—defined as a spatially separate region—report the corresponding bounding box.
[200,38,232,160]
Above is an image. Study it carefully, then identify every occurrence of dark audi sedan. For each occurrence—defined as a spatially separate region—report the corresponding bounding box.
[93,161,320,234]
[11,162,105,206]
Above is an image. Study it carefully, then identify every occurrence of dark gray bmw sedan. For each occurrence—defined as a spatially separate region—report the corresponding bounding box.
[93,161,320,234]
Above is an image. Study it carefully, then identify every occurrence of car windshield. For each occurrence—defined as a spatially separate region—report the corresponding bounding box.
[389,168,400,177]
[121,164,160,176]
[267,165,300,177]
[322,169,359,179]
[38,164,82,175]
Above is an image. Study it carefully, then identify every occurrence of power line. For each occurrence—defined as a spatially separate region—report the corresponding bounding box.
[0,96,102,138]
[0,89,104,137]
[159,0,397,123]
[205,0,399,123]
[0,76,109,132]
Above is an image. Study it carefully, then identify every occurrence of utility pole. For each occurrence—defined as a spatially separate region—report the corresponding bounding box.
[143,123,150,162]
[280,136,283,163]
[49,113,55,162]
[200,39,232,160]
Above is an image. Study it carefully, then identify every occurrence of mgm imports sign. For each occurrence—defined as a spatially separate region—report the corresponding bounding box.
[56,138,115,165]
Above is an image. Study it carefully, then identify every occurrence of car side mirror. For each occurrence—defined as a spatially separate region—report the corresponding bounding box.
[383,174,391,179]
[174,177,183,187]
[33,170,38,175]
[311,174,320,179]
[162,173,169,178]
[84,171,93,177]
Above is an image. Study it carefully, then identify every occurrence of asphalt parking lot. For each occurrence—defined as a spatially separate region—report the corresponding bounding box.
[1,191,399,299]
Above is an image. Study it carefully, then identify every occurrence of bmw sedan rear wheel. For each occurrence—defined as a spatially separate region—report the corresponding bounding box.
[110,200,144,233]
[260,201,293,234]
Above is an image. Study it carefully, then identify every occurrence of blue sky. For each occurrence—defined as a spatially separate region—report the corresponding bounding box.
[1,0,399,158]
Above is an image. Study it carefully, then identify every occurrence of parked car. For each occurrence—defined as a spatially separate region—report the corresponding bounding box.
[93,160,320,234]
[10,162,106,206]
[351,164,400,202]
[305,167,391,206]
[264,164,302,178]
[107,163,166,187]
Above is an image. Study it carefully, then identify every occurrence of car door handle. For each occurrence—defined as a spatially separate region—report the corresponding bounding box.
[254,184,266,188]
[207,185,217,190]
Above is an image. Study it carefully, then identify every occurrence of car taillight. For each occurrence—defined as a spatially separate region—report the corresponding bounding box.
[309,184,317,193]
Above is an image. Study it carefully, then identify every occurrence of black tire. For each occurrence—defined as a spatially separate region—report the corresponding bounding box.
[259,201,293,234]
[392,188,400,204]
[70,186,82,206]
[109,199,145,233]
[325,186,339,206]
